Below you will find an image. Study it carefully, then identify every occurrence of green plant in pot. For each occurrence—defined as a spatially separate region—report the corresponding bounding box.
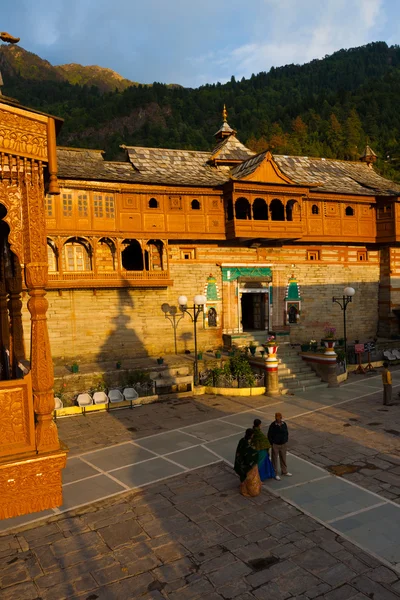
[197,351,203,360]
[157,357,164,365]
[215,350,222,359]
[71,361,79,374]
[116,361,122,370]
[249,342,257,356]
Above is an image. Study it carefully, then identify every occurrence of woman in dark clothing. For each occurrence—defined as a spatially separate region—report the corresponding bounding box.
[234,428,261,497]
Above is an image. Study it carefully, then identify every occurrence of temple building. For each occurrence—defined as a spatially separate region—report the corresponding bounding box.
[20,109,400,362]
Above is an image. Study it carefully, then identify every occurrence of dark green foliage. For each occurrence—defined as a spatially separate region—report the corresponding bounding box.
[3,42,400,179]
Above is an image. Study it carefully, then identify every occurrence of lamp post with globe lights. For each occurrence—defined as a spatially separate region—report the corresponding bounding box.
[332,286,356,358]
[178,294,207,386]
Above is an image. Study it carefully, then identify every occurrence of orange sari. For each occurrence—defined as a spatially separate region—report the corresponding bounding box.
[240,464,262,497]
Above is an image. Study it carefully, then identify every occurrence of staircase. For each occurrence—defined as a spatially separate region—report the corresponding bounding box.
[228,332,328,395]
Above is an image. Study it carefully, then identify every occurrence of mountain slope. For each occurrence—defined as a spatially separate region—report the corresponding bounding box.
[1,41,400,180]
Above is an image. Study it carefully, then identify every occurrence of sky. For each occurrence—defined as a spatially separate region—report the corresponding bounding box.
[2,0,400,87]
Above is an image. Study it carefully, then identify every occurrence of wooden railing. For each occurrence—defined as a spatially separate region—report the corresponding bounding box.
[46,269,172,289]
[227,218,303,240]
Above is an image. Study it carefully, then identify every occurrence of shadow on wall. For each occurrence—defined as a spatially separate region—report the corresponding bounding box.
[96,287,149,365]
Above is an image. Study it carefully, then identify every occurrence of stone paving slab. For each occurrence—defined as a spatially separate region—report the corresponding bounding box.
[60,475,126,511]
[82,442,154,471]
[109,457,185,488]
[1,463,400,600]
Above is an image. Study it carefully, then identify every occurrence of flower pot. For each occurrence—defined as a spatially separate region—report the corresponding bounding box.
[260,350,265,358]
[215,351,221,359]
[311,344,318,352]
[71,364,79,374]
[301,344,310,352]
[197,352,203,360]
[116,362,122,370]
[322,339,336,356]
[157,358,164,365]
[249,346,257,356]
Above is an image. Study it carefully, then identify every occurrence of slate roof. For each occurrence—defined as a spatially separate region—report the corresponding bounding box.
[214,120,236,138]
[57,147,138,182]
[210,135,255,163]
[57,141,400,196]
[231,150,400,196]
[122,146,229,186]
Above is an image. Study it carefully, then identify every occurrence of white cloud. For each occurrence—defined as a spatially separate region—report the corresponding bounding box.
[192,0,386,83]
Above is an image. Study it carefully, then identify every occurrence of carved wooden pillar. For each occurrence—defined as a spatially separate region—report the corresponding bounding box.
[6,261,25,376]
[23,162,60,453]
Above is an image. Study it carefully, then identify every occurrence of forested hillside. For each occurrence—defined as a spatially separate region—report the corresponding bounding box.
[1,41,400,179]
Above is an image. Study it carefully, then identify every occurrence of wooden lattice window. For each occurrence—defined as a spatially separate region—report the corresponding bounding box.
[63,242,91,272]
[307,250,320,261]
[357,250,368,262]
[105,195,115,218]
[78,194,88,218]
[62,193,72,217]
[93,194,104,218]
[45,195,53,217]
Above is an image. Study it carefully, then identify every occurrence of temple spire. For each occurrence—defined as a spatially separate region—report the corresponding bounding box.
[360,143,377,168]
[214,104,236,140]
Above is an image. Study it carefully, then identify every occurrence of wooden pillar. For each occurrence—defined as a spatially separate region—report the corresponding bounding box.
[23,161,60,453]
[6,262,25,377]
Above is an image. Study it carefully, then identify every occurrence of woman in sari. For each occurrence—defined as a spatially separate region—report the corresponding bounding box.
[252,419,275,481]
[234,428,261,497]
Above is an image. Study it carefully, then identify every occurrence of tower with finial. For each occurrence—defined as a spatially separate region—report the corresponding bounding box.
[360,143,377,168]
[214,104,236,140]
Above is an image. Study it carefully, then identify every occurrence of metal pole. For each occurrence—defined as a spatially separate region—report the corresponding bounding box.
[343,296,347,357]
[193,307,199,386]
[173,315,178,355]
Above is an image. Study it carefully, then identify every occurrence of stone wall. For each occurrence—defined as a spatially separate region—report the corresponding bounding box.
[20,243,381,364]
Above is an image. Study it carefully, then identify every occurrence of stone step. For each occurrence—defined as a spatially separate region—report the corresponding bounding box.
[278,366,313,375]
[279,372,319,383]
[279,377,323,389]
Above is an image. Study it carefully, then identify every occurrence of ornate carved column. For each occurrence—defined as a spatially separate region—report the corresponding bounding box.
[23,163,60,453]
[6,261,25,377]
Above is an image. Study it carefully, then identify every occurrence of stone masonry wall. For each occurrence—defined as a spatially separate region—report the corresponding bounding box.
[20,244,381,364]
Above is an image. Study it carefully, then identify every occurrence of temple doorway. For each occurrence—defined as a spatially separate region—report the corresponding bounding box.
[241,292,268,331]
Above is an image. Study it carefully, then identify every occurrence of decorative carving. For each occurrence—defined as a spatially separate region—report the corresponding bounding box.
[22,169,47,264]
[0,180,24,264]
[0,107,48,161]
[0,451,66,519]
[0,374,35,458]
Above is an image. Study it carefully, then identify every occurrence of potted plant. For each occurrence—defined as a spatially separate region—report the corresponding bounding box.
[197,351,203,360]
[157,357,164,365]
[116,360,122,370]
[249,342,257,356]
[71,361,79,374]
[215,349,222,359]
[322,326,337,355]
[265,336,278,359]
[310,339,318,352]
[300,342,310,352]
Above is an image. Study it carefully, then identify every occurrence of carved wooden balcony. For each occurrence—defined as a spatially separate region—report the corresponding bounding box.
[226,218,303,241]
[46,269,173,289]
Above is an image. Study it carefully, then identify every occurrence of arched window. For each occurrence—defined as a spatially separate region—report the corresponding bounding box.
[98,237,116,272]
[149,198,158,209]
[270,199,285,221]
[286,199,300,222]
[235,197,251,220]
[253,198,268,221]
[208,307,217,327]
[146,239,164,271]
[191,199,200,210]
[311,204,319,215]
[345,206,354,216]
[122,239,143,271]
[47,240,58,273]
[62,239,91,272]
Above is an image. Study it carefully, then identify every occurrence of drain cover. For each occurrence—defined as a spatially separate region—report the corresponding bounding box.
[248,556,280,571]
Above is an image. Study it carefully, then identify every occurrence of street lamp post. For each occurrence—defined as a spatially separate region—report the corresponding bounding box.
[332,286,356,357]
[161,303,185,355]
[178,294,207,386]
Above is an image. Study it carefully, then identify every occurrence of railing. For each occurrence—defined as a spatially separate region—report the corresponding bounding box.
[46,269,172,288]
[227,218,303,239]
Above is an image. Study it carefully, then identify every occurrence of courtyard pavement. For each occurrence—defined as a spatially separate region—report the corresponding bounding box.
[1,368,400,598]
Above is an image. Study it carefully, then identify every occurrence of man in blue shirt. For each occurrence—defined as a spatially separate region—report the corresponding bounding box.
[268,412,292,481]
